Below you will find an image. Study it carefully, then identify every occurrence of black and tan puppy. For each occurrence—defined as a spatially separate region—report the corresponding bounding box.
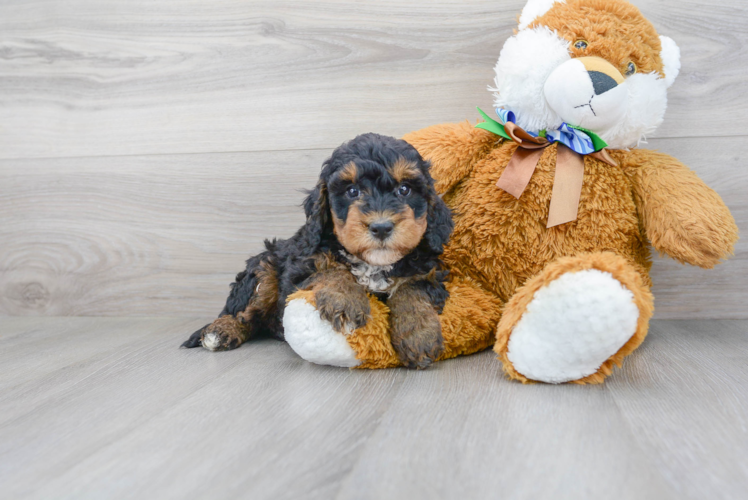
[181,133,453,368]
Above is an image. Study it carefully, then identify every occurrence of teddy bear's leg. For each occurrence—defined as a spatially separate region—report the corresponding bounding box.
[436,277,504,361]
[494,252,653,384]
[283,277,503,369]
[283,289,399,369]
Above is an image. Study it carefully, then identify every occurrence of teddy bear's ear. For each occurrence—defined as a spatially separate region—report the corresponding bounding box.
[659,35,681,88]
[518,0,565,30]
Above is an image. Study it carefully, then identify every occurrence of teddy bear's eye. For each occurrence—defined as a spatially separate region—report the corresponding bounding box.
[625,61,637,76]
[574,39,588,50]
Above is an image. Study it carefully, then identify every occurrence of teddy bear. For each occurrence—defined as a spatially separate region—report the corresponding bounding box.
[280,0,738,383]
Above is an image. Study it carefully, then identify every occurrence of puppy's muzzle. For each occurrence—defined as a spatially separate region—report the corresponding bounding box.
[369,219,394,241]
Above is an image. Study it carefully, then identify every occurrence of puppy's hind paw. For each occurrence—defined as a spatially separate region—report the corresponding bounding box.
[201,328,244,352]
[181,317,248,352]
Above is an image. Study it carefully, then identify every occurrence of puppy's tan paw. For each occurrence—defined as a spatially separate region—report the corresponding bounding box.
[314,288,370,333]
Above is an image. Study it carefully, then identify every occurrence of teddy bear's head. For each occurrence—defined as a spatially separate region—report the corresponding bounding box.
[491,0,680,149]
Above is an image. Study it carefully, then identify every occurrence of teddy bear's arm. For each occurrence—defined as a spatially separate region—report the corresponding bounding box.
[623,150,738,269]
[403,121,498,195]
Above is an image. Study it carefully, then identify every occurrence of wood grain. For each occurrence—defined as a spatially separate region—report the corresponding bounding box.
[609,320,748,500]
[1,317,746,499]
[0,317,407,500]
[0,316,208,426]
[0,0,746,159]
[336,352,675,500]
[1,136,745,318]
[0,149,329,316]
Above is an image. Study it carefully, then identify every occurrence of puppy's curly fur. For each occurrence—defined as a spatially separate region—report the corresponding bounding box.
[182,133,454,368]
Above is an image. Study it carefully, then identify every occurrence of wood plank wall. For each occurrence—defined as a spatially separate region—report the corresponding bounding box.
[1,0,746,318]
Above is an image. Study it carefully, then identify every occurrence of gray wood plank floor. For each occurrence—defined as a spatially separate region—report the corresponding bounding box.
[1,317,746,500]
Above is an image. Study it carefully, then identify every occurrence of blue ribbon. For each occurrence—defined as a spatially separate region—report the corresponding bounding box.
[494,108,601,155]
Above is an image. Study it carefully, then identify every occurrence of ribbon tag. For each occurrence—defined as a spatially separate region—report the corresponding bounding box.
[546,144,585,228]
[496,147,546,198]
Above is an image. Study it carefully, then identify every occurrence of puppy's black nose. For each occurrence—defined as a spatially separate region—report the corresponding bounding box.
[369,221,394,241]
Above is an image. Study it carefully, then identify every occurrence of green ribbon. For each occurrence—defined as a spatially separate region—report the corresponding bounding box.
[475,107,512,140]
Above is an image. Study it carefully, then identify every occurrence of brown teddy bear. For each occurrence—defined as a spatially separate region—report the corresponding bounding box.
[281,0,738,384]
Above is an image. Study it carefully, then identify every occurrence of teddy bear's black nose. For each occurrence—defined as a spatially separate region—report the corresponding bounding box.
[589,71,618,95]
[369,221,394,240]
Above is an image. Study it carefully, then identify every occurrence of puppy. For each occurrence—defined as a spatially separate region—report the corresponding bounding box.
[181,133,453,368]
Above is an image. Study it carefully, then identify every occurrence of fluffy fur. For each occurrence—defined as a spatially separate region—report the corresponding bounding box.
[182,133,454,369]
[658,36,681,88]
[491,27,571,134]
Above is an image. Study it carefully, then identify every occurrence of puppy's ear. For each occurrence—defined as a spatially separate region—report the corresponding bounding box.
[424,194,453,254]
[301,180,331,250]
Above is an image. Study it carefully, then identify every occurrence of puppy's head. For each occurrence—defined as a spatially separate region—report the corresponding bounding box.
[304,133,452,266]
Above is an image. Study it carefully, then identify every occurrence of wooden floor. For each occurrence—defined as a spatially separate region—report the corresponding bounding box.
[1,317,746,499]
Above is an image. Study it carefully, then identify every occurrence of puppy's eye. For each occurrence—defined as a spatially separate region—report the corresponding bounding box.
[346,186,360,199]
[396,184,411,197]
[625,61,637,76]
[574,39,588,50]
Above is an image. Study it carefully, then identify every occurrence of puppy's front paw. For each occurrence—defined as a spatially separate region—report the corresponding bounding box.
[390,310,445,369]
[314,288,370,333]
[393,330,445,370]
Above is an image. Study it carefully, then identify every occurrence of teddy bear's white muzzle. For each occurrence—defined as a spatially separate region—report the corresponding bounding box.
[543,58,628,132]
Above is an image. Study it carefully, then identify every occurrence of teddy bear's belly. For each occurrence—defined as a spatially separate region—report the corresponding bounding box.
[442,151,649,302]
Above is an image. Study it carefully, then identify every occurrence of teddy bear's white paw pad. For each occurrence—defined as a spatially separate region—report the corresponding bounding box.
[283,298,362,368]
[507,269,639,384]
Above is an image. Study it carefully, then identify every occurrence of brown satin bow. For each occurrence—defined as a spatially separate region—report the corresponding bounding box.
[496,122,617,228]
